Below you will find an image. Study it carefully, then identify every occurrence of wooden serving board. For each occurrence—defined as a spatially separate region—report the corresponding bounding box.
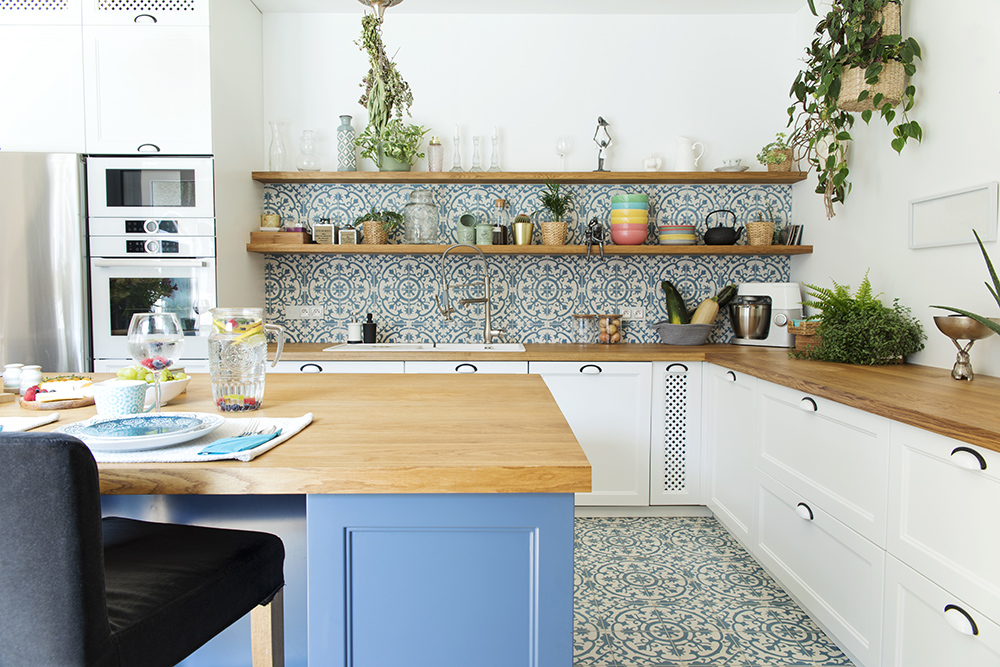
[17,396,95,410]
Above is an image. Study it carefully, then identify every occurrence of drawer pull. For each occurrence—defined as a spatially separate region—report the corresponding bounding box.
[726,370,737,382]
[950,446,987,471]
[136,143,161,153]
[800,397,818,412]
[795,502,814,521]
[667,363,689,374]
[455,363,478,374]
[580,364,602,375]
[299,363,322,373]
[944,604,980,636]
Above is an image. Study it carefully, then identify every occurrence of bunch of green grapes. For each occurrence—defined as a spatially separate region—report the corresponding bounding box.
[116,364,188,384]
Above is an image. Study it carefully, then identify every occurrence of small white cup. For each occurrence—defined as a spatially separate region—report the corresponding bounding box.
[94,380,153,417]
[722,158,742,168]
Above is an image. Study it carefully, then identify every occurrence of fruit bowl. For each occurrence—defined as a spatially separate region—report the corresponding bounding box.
[144,376,191,407]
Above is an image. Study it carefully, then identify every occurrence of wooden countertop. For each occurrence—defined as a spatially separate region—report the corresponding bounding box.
[0,374,591,496]
[275,342,1000,454]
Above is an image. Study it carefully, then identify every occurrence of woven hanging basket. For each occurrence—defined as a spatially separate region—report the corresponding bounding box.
[541,221,568,245]
[837,2,905,112]
[746,220,774,246]
[362,220,388,245]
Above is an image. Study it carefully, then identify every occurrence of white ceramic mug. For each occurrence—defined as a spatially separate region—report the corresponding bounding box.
[94,380,153,417]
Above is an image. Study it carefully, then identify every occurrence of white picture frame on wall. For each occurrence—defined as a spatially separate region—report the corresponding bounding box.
[909,182,998,249]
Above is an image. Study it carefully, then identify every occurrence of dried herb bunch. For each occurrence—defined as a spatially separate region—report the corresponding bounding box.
[357,13,413,134]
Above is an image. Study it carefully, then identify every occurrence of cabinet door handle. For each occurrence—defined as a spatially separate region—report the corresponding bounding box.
[455,363,478,374]
[950,446,987,471]
[134,13,157,23]
[795,502,814,521]
[800,397,818,412]
[666,363,688,374]
[137,143,161,153]
[726,370,737,382]
[580,364,602,375]
[944,604,980,636]
[299,363,322,373]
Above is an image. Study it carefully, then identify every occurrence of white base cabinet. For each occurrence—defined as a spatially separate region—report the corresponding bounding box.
[404,361,528,374]
[270,360,404,374]
[649,361,702,505]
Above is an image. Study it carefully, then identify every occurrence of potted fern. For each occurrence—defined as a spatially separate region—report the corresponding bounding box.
[537,180,573,245]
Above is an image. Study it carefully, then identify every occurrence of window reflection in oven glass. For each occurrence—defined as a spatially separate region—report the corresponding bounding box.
[108,278,200,336]
[105,169,197,208]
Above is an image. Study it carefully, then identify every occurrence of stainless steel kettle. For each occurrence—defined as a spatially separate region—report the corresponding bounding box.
[702,210,743,245]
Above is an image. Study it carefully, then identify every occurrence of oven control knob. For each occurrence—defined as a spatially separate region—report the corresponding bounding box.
[144,239,160,254]
[773,313,788,327]
[144,219,159,233]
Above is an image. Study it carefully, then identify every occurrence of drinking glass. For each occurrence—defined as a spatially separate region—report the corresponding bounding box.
[555,137,573,171]
[127,313,184,413]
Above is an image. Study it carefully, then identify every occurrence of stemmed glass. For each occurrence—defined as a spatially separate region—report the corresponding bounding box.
[126,313,184,413]
[555,137,573,171]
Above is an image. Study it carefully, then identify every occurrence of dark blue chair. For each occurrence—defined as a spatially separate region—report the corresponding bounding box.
[0,431,285,667]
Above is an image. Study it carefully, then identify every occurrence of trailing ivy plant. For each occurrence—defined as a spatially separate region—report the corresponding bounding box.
[791,271,926,365]
[788,0,922,218]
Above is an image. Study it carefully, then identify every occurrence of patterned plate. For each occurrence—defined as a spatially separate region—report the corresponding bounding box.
[56,412,224,452]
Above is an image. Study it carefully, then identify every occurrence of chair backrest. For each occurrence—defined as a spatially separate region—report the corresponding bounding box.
[0,432,117,666]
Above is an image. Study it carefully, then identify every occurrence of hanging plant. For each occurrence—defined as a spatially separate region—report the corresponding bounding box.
[787,0,922,219]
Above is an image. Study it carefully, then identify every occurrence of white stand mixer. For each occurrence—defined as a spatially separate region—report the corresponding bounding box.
[728,282,803,348]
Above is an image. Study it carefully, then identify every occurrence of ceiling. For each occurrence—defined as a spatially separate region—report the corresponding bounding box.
[249,0,807,15]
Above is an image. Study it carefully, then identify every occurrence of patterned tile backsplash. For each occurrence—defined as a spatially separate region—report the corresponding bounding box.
[262,182,792,344]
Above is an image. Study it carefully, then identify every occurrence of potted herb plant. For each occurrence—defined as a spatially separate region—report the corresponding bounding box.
[756,132,794,172]
[355,206,403,245]
[537,181,573,245]
[355,13,426,171]
[790,271,926,365]
[787,0,922,218]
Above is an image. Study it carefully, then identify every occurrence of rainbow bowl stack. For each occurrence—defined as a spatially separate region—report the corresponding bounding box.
[657,224,696,245]
[610,194,649,245]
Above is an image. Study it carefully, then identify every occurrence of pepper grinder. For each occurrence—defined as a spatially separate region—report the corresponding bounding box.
[363,313,377,344]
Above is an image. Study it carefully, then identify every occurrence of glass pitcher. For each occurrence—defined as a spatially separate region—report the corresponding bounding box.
[208,308,284,412]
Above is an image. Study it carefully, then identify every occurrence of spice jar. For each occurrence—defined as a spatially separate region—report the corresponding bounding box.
[572,314,597,344]
[597,314,623,344]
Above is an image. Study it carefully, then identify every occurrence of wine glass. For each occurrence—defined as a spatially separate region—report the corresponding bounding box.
[127,313,184,414]
[555,137,573,171]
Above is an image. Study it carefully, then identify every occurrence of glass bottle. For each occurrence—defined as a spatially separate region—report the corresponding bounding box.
[403,189,440,244]
[427,136,444,172]
[491,198,510,245]
[268,121,286,171]
[450,127,463,172]
[337,115,356,171]
[470,136,482,172]
[296,130,319,171]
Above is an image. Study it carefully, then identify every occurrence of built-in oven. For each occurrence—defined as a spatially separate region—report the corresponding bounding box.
[86,156,214,219]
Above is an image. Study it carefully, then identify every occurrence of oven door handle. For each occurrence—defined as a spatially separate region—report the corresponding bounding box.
[92,259,210,268]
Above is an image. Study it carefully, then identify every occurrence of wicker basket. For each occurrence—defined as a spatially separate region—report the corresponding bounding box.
[651,321,712,346]
[746,220,775,246]
[767,148,794,172]
[837,3,905,112]
[541,221,568,246]
[361,220,388,245]
[788,320,821,352]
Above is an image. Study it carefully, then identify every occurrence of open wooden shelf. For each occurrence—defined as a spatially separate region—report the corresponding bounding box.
[251,170,809,185]
[246,243,813,256]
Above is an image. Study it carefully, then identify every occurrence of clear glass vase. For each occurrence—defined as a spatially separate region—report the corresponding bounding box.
[268,121,286,171]
[296,130,319,171]
[403,189,440,244]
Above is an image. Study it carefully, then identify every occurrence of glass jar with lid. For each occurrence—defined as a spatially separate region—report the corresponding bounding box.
[572,314,597,344]
[403,189,440,244]
[597,314,623,344]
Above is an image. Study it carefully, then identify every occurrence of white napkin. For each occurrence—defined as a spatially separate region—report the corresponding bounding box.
[0,412,60,432]
[89,413,313,463]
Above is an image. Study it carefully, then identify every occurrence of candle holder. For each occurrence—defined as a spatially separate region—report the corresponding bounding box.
[933,315,998,381]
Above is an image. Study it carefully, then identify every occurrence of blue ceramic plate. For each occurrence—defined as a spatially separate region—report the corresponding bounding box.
[56,412,224,452]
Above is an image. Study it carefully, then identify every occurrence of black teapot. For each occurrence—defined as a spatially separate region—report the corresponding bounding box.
[702,209,743,245]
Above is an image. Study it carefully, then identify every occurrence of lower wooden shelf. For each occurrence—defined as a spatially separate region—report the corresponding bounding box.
[246,243,813,256]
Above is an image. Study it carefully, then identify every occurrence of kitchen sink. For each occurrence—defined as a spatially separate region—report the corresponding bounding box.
[322,342,525,352]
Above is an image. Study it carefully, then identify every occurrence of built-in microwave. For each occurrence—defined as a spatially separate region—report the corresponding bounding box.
[86,156,214,219]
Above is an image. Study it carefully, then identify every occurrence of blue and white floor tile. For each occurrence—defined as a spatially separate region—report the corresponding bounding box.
[574,517,854,667]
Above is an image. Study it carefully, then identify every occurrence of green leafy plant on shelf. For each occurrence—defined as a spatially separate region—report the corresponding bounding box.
[791,271,925,365]
[354,206,403,232]
[537,181,574,222]
[357,118,428,168]
[932,230,1000,336]
[756,132,793,166]
[786,0,922,219]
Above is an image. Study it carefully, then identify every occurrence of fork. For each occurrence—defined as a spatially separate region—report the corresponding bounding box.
[235,419,259,437]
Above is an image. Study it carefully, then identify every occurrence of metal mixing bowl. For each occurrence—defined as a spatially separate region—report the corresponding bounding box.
[933,315,999,341]
[729,297,772,339]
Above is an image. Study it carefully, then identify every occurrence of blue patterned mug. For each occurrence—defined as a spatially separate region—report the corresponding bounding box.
[94,380,153,417]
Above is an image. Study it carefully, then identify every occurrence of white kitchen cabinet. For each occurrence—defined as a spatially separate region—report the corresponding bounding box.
[83,24,212,154]
[649,361,702,505]
[81,0,209,26]
[404,361,528,374]
[757,380,889,546]
[883,555,1000,667]
[530,361,651,506]
[755,471,884,667]
[703,363,757,549]
[0,0,80,24]
[269,360,404,374]
[886,422,1000,624]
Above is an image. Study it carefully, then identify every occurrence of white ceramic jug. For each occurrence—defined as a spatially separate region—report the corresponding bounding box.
[675,137,705,172]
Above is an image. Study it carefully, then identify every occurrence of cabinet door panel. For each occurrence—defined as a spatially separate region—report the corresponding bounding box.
[268,360,404,374]
[81,0,208,26]
[531,361,651,507]
[649,361,702,505]
[404,361,528,374]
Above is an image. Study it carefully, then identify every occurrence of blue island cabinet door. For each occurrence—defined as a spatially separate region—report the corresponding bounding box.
[307,493,575,667]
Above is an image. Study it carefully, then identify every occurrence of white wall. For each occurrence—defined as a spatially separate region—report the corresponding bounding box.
[790,0,1000,373]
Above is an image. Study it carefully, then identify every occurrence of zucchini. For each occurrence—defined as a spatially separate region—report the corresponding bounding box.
[714,284,738,309]
[661,280,690,324]
[690,298,719,325]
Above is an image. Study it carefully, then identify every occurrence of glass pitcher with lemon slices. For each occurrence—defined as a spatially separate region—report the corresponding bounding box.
[208,308,285,412]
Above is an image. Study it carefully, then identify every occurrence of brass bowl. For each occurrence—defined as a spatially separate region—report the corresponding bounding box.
[933,315,999,341]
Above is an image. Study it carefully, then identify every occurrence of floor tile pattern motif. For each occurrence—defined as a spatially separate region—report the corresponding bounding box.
[574,517,855,667]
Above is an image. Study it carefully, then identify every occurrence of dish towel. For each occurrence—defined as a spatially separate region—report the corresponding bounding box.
[91,413,313,464]
[0,413,60,432]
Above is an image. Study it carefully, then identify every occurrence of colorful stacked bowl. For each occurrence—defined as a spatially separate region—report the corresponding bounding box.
[610,194,649,245]
[657,224,696,246]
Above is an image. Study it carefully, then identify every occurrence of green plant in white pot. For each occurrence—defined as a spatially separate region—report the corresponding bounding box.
[355,13,425,171]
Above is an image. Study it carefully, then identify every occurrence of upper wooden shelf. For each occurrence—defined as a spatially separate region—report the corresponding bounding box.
[246,243,813,256]
[251,170,809,185]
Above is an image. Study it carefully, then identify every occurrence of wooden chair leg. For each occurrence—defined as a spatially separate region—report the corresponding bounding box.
[251,587,284,667]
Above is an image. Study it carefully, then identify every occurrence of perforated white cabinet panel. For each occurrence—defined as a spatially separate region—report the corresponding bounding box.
[649,361,702,505]
[0,0,79,25]
[82,0,206,25]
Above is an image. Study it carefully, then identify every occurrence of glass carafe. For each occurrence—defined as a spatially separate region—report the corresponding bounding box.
[208,308,284,412]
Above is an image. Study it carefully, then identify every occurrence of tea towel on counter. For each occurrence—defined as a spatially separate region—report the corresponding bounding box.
[0,413,60,432]
[90,413,313,464]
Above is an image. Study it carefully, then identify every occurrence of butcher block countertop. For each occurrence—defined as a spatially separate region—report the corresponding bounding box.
[0,373,591,496]
[277,342,1000,454]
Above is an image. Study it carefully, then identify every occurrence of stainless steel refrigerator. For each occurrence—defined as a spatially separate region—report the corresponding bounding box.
[0,152,90,372]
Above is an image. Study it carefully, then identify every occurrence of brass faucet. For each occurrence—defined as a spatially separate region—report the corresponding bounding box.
[434,244,505,344]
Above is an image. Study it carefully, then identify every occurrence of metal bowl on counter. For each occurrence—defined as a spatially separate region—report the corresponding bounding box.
[729,296,772,339]
[932,315,998,341]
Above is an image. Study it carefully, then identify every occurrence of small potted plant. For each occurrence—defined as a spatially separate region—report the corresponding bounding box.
[357,119,428,172]
[790,271,926,365]
[756,133,794,172]
[354,206,403,245]
[538,180,573,245]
